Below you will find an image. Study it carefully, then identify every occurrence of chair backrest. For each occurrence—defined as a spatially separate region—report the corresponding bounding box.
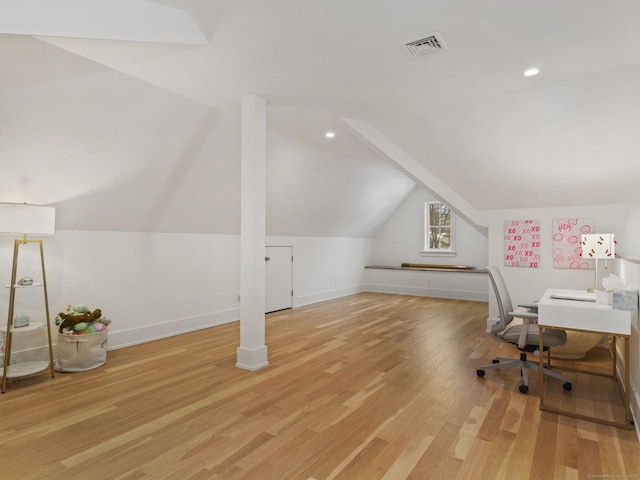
[486,266,515,335]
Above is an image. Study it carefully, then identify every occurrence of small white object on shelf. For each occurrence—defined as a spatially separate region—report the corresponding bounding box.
[13,312,29,328]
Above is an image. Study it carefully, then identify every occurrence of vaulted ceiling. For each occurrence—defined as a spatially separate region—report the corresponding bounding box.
[1,0,639,235]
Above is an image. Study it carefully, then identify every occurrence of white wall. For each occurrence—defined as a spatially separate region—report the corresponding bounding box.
[480,203,626,309]
[267,235,372,306]
[618,202,640,433]
[363,268,488,302]
[611,258,640,436]
[0,231,241,355]
[364,188,489,301]
[624,200,640,259]
[266,129,415,238]
[370,188,487,267]
[0,230,372,359]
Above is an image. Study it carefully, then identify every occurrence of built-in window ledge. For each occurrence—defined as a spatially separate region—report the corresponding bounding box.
[365,264,486,274]
[617,253,640,266]
[420,251,456,257]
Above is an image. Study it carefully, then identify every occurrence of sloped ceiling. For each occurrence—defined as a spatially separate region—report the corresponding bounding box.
[1,0,640,235]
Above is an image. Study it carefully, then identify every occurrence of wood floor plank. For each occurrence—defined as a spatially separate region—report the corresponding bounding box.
[0,292,637,479]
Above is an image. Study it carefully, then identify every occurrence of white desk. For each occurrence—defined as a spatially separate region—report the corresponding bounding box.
[538,288,633,429]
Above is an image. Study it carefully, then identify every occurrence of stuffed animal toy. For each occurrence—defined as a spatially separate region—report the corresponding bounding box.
[56,305,104,334]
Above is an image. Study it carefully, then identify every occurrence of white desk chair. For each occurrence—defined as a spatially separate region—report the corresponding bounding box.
[476,266,573,394]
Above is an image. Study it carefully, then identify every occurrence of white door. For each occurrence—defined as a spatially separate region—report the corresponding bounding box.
[265,246,293,313]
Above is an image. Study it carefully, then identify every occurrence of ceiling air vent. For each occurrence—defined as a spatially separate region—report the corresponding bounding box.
[401,32,447,58]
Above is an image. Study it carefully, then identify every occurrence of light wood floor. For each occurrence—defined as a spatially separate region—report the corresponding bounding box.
[1,293,638,479]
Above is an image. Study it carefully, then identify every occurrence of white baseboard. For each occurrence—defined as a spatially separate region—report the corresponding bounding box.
[1,308,241,360]
[107,307,240,350]
[362,283,488,302]
[294,285,364,307]
[236,345,269,371]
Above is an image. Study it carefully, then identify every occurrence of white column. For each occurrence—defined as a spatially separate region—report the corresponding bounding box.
[236,94,268,371]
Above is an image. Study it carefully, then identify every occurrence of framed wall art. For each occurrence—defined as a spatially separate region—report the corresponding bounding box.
[552,218,593,269]
[504,219,541,268]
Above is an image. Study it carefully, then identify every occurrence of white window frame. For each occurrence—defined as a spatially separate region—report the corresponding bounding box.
[421,201,456,256]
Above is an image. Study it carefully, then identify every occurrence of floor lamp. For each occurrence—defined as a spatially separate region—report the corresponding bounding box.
[581,233,615,292]
[0,202,56,393]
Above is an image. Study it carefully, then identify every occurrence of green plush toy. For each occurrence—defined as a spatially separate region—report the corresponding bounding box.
[72,304,91,314]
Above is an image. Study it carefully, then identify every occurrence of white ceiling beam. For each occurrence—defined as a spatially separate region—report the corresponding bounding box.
[0,0,208,44]
[341,117,487,231]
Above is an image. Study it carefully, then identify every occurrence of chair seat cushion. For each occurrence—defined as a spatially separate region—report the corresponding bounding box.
[500,323,567,347]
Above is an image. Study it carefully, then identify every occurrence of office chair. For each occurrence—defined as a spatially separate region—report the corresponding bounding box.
[476,266,573,394]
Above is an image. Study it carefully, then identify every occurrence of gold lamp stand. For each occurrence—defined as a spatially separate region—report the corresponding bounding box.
[2,236,55,393]
[588,259,600,293]
[581,233,615,293]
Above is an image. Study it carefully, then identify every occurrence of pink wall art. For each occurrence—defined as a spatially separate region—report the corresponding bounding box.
[552,218,593,269]
[504,219,541,268]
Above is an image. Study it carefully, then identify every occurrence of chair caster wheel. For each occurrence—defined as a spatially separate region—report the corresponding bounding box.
[492,359,500,364]
[476,369,485,377]
[519,384,529,394]
[563,382,572,391]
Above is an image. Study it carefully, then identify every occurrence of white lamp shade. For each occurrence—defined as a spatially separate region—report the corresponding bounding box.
[0,203,56,236]
[581,233,615,259]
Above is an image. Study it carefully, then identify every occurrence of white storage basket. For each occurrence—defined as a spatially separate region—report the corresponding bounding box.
[55,328,108,372]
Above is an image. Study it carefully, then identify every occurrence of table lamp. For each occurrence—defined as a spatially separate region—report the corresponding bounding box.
[580,233,615,292]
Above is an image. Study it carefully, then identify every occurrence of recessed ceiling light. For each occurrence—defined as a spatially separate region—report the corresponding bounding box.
[524,68,539,77]
[325,131,335,139]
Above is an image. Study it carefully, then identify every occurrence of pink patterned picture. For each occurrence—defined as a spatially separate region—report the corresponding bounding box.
[504,219,541,268]
[552,218,593,269]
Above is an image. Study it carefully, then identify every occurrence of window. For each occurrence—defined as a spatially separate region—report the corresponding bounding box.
[423,201,456,255]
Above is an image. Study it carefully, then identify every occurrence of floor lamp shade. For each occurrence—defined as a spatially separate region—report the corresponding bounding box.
[0,203,55,236]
